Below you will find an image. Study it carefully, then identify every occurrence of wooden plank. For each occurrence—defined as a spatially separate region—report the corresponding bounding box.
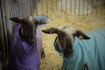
[0,61,1,70]
[0,0,36,70]
[0,0,7,69]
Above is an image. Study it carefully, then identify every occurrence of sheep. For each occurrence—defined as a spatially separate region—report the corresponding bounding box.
[9,16,47,70]
[42,26,105,70]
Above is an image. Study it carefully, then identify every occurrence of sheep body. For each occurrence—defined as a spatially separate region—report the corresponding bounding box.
[54,28,105,70]
[9,23,42,70]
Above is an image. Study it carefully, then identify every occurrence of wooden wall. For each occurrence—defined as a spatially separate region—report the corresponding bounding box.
[0,0,37,70]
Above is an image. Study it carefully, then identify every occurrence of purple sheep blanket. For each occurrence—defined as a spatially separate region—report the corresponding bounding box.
[9,23,42,70]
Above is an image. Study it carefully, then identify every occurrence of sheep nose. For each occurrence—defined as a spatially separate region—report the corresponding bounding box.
[27,39,35,45]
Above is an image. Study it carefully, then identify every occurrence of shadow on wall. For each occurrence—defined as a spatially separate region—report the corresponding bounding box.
[88,0,105,8]
[0,18,1,56]
[0,61,1,70]
[0,37,1,70]
[57,0,105,15]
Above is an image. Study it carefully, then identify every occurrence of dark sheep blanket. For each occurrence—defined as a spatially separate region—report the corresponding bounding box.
[9,23,42,70]
[54,28,105,70]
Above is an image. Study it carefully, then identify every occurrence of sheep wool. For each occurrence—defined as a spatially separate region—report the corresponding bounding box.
[54,28,105,70]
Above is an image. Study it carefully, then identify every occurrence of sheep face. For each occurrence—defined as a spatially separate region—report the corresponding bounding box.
[10,16,47,45]
[42,26,90,58]
[57,27,76,58]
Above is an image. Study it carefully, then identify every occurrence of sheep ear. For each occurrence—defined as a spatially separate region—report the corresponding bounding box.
[9,17,23,23]
[39,19,47,25]
[42,28,59,34]
[76,30,90,40]
[33,18,47,25]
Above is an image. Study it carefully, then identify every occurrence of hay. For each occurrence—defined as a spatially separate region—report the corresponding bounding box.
[33,0,105,70]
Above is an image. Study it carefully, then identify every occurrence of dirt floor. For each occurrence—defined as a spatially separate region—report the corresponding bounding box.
[34,0,105,70]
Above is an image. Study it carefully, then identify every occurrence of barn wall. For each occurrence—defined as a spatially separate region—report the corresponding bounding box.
[0,0,37,70]
[36,0,105,16]
[57,0,105,15]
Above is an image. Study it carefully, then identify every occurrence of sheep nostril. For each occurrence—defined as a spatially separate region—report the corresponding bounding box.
[27,39,35,45]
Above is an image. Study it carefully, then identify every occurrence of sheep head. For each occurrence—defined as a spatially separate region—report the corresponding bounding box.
[42,26,90,58]
[10,16,47,45]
